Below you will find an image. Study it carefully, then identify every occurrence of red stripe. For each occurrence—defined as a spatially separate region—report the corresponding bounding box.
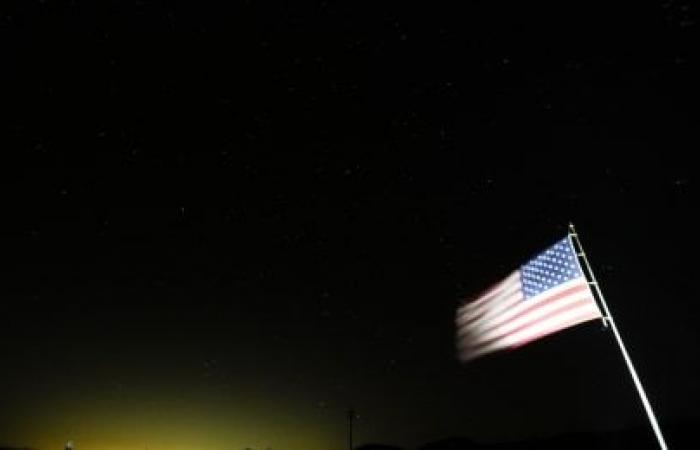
[458,294,596,355]
[465,282,589,338]
[456,289,523,331]
[508,308,601,349]
[457,276,521,325]
[459,301,596,360]
[461,272,518,312]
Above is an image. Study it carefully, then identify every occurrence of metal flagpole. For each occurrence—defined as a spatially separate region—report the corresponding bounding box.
[347,408,355,450]
[568,223,669,450]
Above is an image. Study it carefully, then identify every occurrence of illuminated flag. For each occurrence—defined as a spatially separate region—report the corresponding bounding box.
[456,236,603,362]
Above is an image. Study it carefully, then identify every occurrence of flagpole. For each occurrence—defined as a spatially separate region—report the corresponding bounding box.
[347,408,355,450]
[568,223,669,450]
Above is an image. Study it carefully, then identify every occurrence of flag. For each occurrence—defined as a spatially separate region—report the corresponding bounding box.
[456,236,603,362]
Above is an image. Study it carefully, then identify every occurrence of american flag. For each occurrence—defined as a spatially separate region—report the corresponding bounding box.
[456,236,603,362]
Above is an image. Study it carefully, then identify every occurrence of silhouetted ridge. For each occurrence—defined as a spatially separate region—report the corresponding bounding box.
[417,424,699,450]
[357,444,403,450]
[419,436,483,450]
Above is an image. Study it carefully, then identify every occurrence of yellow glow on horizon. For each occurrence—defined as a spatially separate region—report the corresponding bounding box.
[6,387,339,450]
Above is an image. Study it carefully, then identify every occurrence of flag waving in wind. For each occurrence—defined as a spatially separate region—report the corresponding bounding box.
[456,236,603,362]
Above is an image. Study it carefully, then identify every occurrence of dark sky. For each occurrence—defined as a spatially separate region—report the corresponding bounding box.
[2,2,698,450]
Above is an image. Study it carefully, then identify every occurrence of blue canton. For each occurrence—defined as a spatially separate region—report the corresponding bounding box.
[520,237,582,299]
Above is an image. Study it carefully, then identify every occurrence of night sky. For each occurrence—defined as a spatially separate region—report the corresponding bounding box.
[2,2,698,450]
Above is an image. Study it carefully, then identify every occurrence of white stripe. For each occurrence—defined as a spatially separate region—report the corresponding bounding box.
[457,273,521,324]
[458,271,520,315]
[458,300,601,361]
[458,295,597,356]
[507,300,602,346]
[456,283,522,328]
[467,289,595,344]
[456,288,523,334]
[461,277,593,335]
[457,277,601,361]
